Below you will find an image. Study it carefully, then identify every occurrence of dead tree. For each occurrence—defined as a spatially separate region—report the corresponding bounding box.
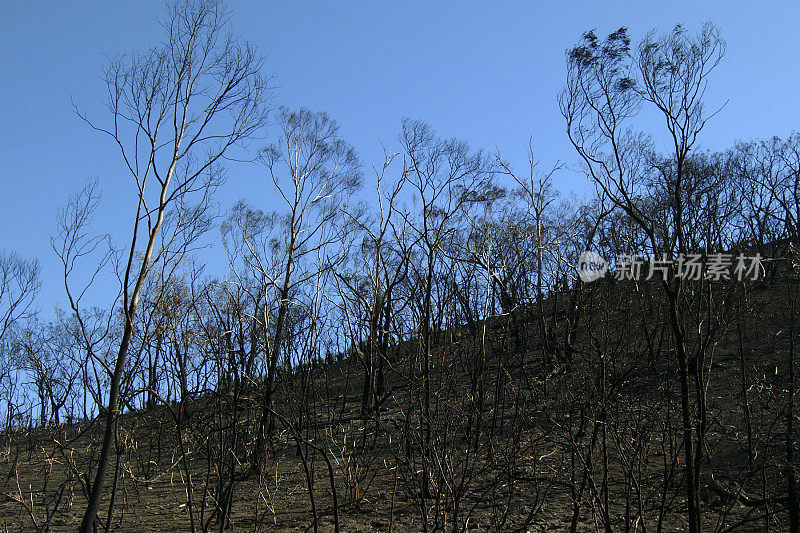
[247,107,360,468]
[68,1,270,529]
[561,23,726,532]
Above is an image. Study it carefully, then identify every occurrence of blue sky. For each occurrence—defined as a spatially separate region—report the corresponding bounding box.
[1,1,799,315]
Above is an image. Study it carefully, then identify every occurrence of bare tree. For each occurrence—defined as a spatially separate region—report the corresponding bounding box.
[0,250,40,345]
[235,107,360,469]
[66,1,271,529]
[0,250,40,429]
[398,118,494,517]
[334,147,408,418]
[496,148,564,360]
[561,23,726,532]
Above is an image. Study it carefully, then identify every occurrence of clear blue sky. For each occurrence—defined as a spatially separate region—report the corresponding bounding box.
[1,1,799,315]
